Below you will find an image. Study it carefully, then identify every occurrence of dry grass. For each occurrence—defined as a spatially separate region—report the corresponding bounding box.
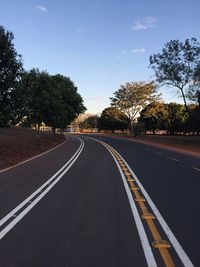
[0,127,65,170]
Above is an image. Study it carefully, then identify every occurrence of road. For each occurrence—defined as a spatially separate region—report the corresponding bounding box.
[0,134,199,267]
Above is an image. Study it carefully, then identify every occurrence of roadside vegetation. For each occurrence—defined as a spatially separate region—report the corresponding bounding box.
[0,25,86,169]
[1,24,200,147]
[0,25,86,132]
[77,38,200,137]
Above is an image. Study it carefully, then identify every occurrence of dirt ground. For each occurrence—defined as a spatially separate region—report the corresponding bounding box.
[0,127,65,171]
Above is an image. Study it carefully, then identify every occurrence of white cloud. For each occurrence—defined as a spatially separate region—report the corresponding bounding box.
[36,5,48,13]
[132,21,147,31]
[132,16,158,31]
[118,48,146,58]
[131,48,146,53]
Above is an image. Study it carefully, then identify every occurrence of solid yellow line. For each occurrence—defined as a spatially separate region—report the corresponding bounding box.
[106,143,175,267]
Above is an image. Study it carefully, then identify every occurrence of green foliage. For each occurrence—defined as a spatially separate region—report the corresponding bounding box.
[19,69,86,132]
[110,81,158,123]
[0,25,23,126]
[188,63,200,105]
[44,74,86,132]
[139,102,168,134]
[79,115,97,130]
[166,103,188,134]
[139,102,193,134]
[150,38,200,113]
[185,105,200,132]
[99,107,130,132]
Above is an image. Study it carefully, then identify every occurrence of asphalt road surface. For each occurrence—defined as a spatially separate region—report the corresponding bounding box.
[0,134,199,267]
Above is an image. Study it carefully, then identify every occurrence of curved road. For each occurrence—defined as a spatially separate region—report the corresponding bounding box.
[0,135,199,266]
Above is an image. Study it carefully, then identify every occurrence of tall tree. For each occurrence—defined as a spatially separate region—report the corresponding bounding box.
[0,26,23,126]
[188,63,200,106]
[150,38,200,114]
[44,74,86,133]
[19,69,51,129]
[110,81,158,134]
[19,70,86,132]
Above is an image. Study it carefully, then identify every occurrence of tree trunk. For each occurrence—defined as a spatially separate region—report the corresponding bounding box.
[180,87,189,116]
[131,121,134,137]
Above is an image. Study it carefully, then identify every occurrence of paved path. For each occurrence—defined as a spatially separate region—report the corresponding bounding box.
[0,135,199,266]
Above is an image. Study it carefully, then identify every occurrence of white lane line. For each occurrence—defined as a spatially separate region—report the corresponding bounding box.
[146,148,151,151]
[156,152,162,155]
[193,167,200,172]
[170,157,179,162]
[107,146,157,267]
[120,156,194,267]
[0,138,84,239]
[0,139,83,228]
[89,138,157,267]
[0,139,67,174]
[89,136,194,267]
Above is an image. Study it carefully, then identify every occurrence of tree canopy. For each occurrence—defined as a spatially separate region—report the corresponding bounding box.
[139,102,193,135]
[99,107,129,132]
[150,38,200,114]
[110,81,158,125]
[19,69,86,132]
[0,26,23,126]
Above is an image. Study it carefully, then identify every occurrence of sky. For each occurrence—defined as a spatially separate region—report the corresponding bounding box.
[0,0,200,114]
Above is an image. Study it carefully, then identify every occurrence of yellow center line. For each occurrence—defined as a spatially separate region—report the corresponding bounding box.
[108,145,175,267]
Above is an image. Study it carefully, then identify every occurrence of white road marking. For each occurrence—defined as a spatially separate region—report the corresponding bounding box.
[156,152,162,155]
[108,147,158,267]
[170,157,179,162]
[120,156,194,267]
[0,139,67,174]
[88,136,194,267]
[193,167,200,172]
[0,138,84,239]
[89,138,157,267]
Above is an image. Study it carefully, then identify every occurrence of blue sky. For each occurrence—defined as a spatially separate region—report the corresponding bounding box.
[1,0,200,114]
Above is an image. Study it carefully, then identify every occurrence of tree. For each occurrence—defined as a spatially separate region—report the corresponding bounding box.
[110,81,158,134]
[166,103,187,135]
[188,63,200,106]
[0,25,23,126]
[139,102,168,134]
[99,107,129,132]
[44,74,86,133]
[139,102,188,135]
[150,38,200,114]
[187,105,200,133]
[72,113,93,132]
[19,70,86,133]
[79,115,98,132]
[19,69,52,129]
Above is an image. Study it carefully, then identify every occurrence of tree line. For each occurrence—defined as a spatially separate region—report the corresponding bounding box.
[0,25,85,132]
[79,38,200,135]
